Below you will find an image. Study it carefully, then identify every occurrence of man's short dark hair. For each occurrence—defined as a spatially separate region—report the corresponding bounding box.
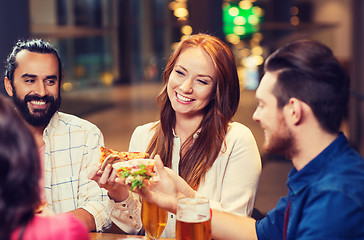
[5,39,63,84]
[265,39,350,133]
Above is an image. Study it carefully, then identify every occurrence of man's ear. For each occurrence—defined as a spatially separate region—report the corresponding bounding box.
[4,77,14,97]
[284,97,303,126]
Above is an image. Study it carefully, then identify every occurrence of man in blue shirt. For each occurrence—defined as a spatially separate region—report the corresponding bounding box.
[249,39,364,239]
[213,39,364,239]
[132,39,364,239]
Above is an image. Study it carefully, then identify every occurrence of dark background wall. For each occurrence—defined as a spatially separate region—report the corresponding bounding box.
[0,0,30,95]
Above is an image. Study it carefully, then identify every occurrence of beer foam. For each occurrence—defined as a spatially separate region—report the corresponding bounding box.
[177,214,210,223]
[176,204,211,222]
[176,197,211,222]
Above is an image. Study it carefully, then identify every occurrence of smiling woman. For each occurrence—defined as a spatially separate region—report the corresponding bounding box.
[167,47,216,120]
[88,33,262,239]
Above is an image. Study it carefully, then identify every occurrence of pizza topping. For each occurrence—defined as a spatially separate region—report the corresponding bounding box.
[113,159,155,191]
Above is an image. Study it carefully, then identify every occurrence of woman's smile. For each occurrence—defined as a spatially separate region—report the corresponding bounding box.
[175,92,194,104]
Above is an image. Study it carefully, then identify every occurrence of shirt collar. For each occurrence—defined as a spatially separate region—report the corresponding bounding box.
[43,111,60,137]
[287,133,349,195]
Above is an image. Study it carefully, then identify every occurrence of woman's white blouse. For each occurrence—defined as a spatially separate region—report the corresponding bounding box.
[110,121,261,238]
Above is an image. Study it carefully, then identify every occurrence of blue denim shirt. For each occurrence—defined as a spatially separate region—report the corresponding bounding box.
[256,133,364,239]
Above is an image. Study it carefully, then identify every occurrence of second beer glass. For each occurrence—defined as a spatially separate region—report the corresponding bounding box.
[142,198,168,239]
[176,196,212,240]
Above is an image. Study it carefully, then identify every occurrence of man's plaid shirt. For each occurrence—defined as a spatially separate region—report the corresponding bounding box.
[43,112,111,232]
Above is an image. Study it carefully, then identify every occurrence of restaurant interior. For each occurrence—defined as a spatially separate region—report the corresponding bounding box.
[0,0,364,237]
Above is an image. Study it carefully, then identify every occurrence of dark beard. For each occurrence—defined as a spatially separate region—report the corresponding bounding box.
[264,116,297,159]
[12,90,61,127]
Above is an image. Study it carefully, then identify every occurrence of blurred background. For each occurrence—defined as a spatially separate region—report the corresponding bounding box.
[1,0,363,216]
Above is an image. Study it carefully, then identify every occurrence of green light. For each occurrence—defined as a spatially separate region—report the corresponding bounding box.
[223,2,263,39]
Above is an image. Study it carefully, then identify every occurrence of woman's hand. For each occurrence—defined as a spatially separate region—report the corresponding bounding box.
[88,164,129,202]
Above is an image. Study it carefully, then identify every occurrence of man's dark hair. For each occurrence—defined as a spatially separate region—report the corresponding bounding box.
[5,39,62,84]
[265,39,350,133]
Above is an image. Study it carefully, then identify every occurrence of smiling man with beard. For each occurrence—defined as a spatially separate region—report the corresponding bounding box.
[11,83,61,127]
[3,39,111,232]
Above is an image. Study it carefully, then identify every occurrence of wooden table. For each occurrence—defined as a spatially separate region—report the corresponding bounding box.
[89,233,174,240]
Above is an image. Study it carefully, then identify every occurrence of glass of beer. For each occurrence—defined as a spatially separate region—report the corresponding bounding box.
[176,196,212,240]
[141,198,168,239]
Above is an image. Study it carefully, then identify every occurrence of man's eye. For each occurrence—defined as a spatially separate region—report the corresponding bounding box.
[25,79,35,83]
[46,80,56,85]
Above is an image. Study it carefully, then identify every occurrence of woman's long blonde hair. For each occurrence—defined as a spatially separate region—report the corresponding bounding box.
[147,34,240,190]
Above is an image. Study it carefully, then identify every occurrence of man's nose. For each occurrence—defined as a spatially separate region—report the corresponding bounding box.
[252,109,260,122]
[34,81,47,96]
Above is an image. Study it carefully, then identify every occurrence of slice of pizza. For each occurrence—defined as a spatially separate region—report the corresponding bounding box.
[99,146,150,170]
[112,159,155,191]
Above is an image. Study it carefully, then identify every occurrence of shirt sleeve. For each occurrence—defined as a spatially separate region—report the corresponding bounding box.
[255,196,288,240]
[208,123,262,216]
[129,123,156,152]
[109,125,151,234]
[78,126,112,232]
[110,192,143,234]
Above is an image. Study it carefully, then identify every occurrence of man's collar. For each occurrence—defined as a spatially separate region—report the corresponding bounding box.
[287,133,348,195]
[43,111,60,136]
